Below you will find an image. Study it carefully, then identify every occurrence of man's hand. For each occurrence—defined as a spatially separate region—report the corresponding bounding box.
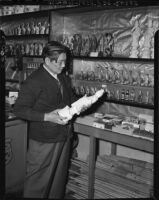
[44,109,69,125]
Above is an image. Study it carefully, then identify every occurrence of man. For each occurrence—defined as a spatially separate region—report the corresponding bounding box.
[14,41,77,199]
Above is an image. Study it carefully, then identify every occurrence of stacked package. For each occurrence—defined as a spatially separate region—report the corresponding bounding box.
[66,155,153,199]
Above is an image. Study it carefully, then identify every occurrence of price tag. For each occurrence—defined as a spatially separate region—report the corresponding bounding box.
[90,52,99,57]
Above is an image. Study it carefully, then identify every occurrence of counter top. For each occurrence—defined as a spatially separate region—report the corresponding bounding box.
[74,116,154,154]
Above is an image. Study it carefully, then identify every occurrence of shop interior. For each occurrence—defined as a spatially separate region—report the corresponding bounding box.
[1,2,159,199]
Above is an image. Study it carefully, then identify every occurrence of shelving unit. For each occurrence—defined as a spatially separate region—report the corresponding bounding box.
[49,5,156,199]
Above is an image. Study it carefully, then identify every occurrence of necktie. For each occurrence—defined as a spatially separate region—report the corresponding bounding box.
[57,78,63,98]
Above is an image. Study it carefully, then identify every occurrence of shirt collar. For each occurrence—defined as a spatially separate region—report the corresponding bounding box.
[43,64,57,80]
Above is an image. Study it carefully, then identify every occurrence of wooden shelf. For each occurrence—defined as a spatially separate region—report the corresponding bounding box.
[6,79,19,83]
[73,56,154,63]
[6,34,49,40]
[0,10,50,22]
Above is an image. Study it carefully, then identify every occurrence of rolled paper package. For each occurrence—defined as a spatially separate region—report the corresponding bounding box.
[58,89,105,121]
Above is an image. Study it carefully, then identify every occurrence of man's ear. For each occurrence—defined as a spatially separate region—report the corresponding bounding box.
[45,57,50,65]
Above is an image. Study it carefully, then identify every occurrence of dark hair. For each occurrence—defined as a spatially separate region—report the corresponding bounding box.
[42,41,67,62]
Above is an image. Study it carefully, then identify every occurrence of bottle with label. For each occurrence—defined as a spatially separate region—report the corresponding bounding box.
[145,91,149,104]
[116,89,120,100]
[130,89,135,101]
[121,89,125,100]
[125,89,129,101]
[138,90,143,103]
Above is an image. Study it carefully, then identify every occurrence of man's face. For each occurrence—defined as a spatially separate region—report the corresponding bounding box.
[46,53,66,75]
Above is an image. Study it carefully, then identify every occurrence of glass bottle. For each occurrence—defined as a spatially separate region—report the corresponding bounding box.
[145,91,149,104]
[125,89,129,101]
[138,90,143,103]
[121,89,125,100]
[130,89,135,101]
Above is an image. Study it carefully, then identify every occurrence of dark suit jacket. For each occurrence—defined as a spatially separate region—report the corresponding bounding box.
[14,65,75,143]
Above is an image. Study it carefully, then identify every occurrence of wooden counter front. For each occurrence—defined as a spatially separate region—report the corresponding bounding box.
[5,119,27,193]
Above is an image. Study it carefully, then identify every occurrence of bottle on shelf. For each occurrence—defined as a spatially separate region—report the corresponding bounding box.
[125,89,129,101]
[121,89,125,100]
[138,90,143,103]
[130,89,136,101]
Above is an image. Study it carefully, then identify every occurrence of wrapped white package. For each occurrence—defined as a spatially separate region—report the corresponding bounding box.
[58,89,105,121]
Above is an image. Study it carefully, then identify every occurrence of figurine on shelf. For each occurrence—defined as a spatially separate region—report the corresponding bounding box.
[35,22,40,34]
[30,21,36,34]
[25,23,31,35]
[40,21,46,34]
[141,18,154,58]
[129,19,141,58]
[13,26,18,35]
[25,43,30,55]
[30,43,35,55]
[17,25,22,35]
[21,23,26,35]
[21,44,25,55]
[34,43,38,55]
[38,43,43,55]
[45,22,50,34]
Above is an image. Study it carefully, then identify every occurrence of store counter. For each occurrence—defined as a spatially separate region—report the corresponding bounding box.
[5,117,27,193]
[73,115,154,199]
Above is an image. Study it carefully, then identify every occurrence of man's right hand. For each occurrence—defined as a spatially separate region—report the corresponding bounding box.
[44,109,69,125]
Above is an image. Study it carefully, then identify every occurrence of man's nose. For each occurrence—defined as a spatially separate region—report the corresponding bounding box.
[61,62,65,68]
